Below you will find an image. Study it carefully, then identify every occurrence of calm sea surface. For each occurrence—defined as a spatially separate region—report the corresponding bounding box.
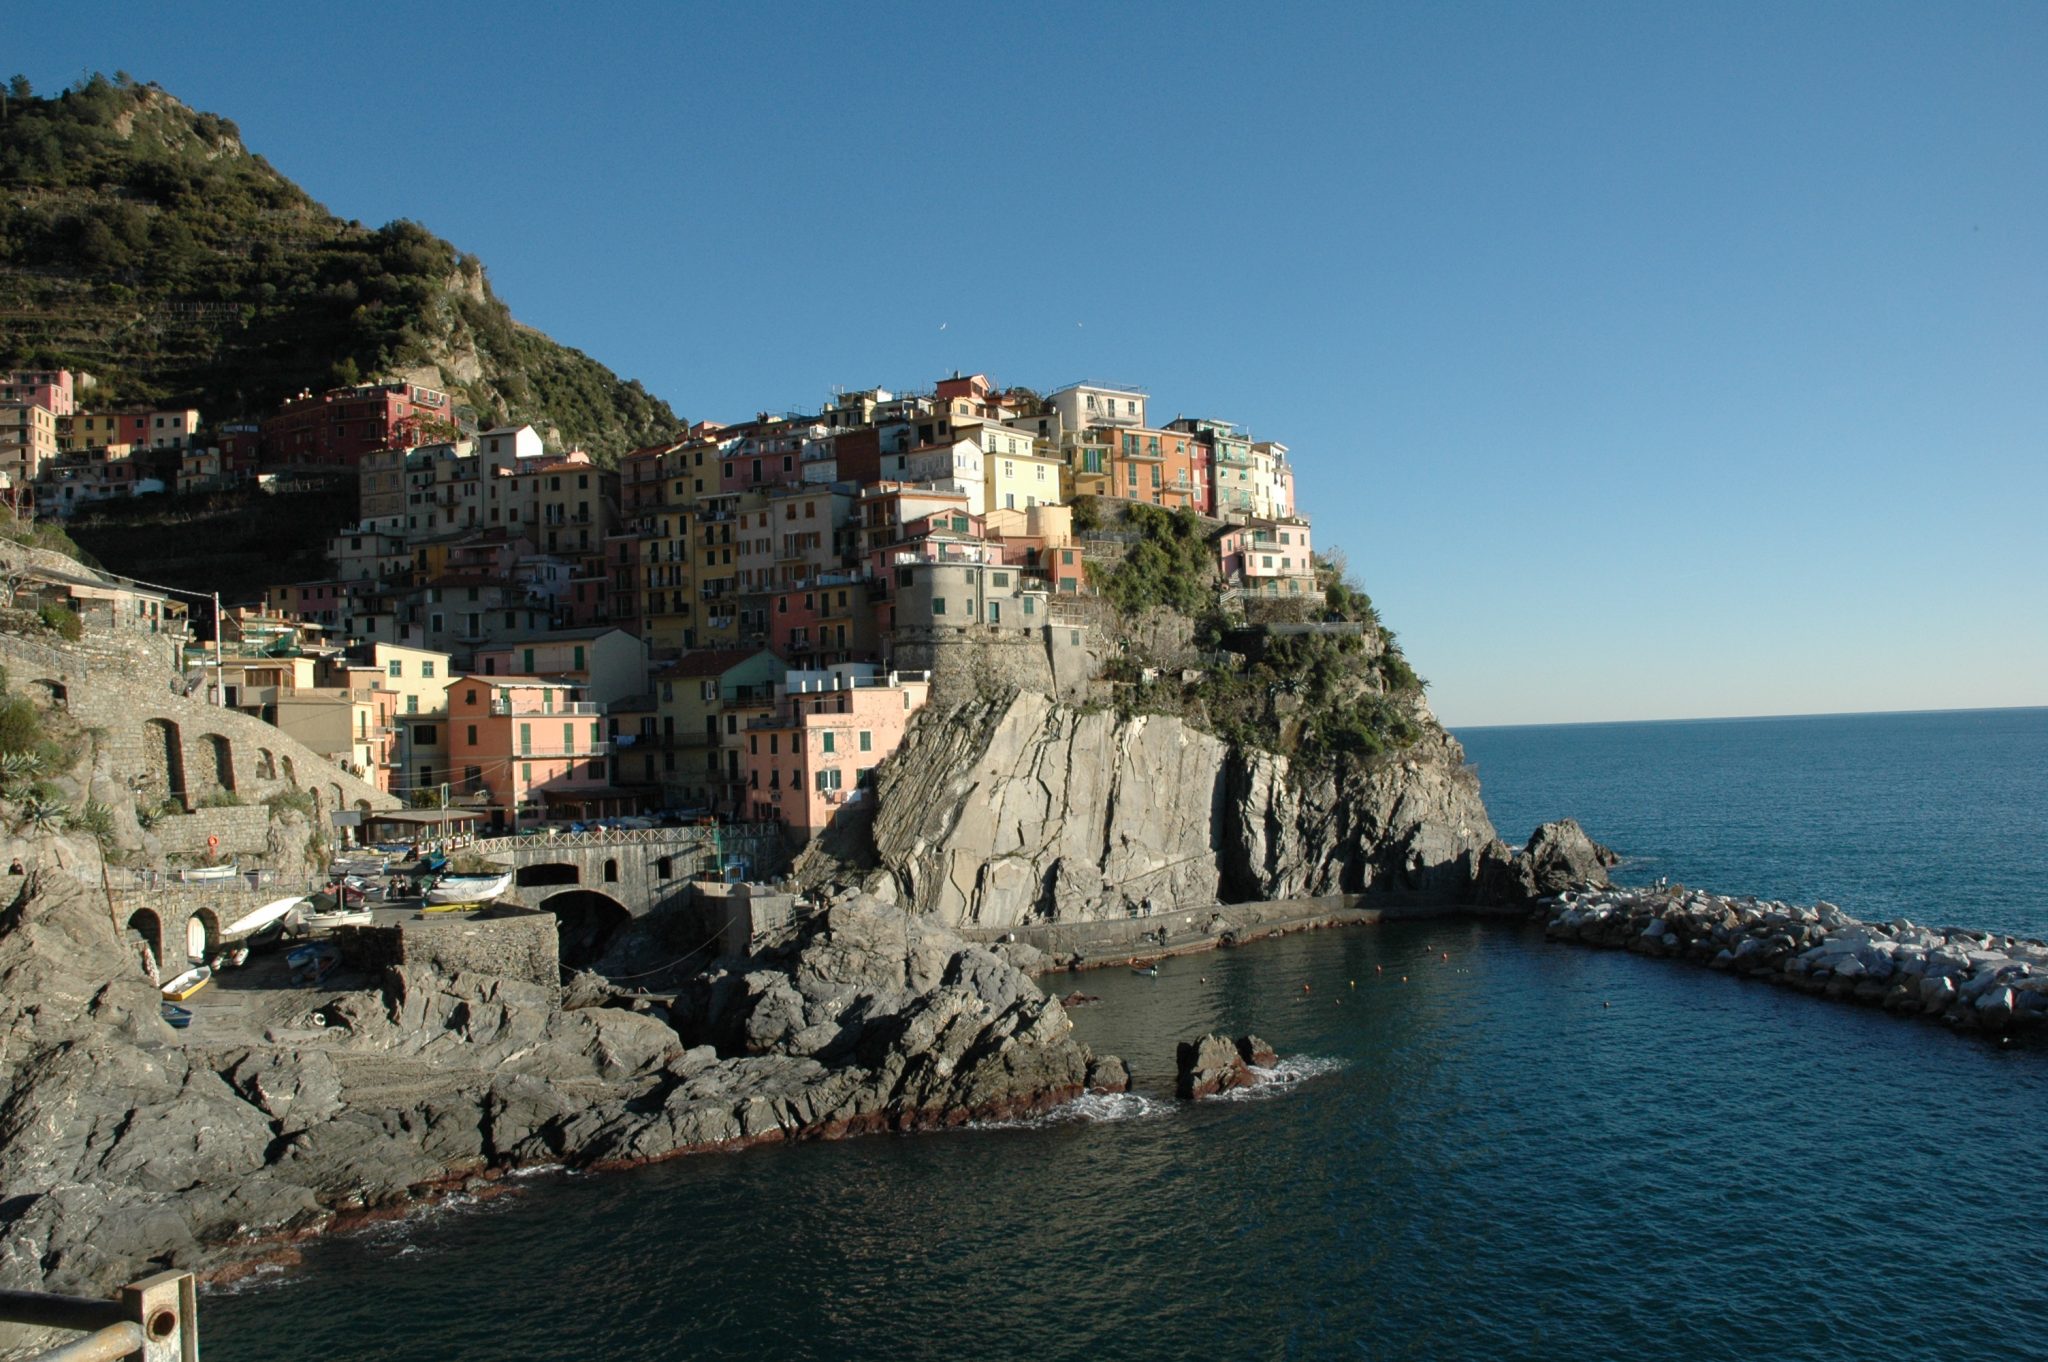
[1458,706,2048,939]
[204,708,2048,1360]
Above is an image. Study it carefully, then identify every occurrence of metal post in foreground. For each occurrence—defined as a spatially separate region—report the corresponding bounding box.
[0,1270,197,1362]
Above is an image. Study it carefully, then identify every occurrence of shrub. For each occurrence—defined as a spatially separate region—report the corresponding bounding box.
[264,789,315,818]
[198,789,244,808]
[36,602,83,640]
[74,798,115,842]
[0,699,42,757]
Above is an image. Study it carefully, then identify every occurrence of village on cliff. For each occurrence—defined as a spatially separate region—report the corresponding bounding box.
[0,367,1319,840]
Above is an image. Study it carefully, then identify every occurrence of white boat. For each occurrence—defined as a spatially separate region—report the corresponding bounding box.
[178,864,239,883]
[302,904,374,930]
[161,965,212,1001]
[424,871,512,906]
[224,896,309,937]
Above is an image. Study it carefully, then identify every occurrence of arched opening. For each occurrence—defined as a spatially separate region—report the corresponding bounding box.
[281,754,297,788]
[542,890,632,971]
[205,734,235,794]
[603,858,619,883]
[516,862,580,888]
[184,910,218,963]
[328,783,343,814]
[255,748,277,781]
[125,907,162,982]
[656,856,673,879]
[144,717,185,811]
[29,678,66,708]
[354,799,371,814]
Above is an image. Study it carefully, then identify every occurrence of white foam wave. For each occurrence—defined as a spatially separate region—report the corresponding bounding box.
[1212,1054,1348,1102]
[506,1162,567,1179]
[205,1262,288,1297]
[972,1090,1167,1130]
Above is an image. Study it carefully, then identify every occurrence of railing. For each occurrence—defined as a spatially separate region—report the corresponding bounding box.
[0,1271,196,1361]
[513,741,612,757]
[489,700,601,716]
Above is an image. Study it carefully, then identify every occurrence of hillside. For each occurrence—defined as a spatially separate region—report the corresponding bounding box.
[0,73,681,461]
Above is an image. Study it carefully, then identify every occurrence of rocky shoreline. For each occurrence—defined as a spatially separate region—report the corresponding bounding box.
[0,869,1127,1330]
[1538,885,2048,1034]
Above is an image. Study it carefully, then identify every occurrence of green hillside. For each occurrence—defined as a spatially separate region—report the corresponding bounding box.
[0,73,681,461]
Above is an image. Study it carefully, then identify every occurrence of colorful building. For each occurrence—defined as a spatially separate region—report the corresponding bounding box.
[445,677,613,828]
[741,668,931,836]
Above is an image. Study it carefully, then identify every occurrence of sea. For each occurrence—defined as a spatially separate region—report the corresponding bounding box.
[203,708,2048,1361]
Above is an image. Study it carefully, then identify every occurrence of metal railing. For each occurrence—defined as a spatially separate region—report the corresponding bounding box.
[0,1271,196,1361]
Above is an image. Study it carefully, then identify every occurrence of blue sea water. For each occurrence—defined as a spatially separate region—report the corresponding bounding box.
[1458,707,2048,940]
[200,708,2048,1361]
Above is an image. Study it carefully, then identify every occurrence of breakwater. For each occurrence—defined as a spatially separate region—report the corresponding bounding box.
[1540,886,2048,1034]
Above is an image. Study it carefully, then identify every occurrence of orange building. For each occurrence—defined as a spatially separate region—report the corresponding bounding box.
[445,677,618,828]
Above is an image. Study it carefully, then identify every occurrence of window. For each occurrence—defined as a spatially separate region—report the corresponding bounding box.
[416,725,437,744]
[932,598,946,615]
[573,646,585,670]
[563,723,575,753]
[992,571,1009,586]
[465,689,478,706]
[858,730,872,752]
[816,767,842,792]
[822,731,835,754]
[422,661,436,678]
[466,724,478,745]
[770,733,779,755]
[388,659,403,677]
[520,723,532,756]
[406,694,419,715]
[989,602,1001,624]
[523,762,533,783]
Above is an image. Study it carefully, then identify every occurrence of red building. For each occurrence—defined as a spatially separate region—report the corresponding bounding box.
[260,383,456,468]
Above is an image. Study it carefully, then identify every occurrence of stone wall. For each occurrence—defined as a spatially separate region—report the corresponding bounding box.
[893,622,1106,707]
[395,913,561,994]
[153,805,274,857]
[0,631,395,828]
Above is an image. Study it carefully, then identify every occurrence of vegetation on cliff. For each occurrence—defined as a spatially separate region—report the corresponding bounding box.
[0,74,681,460]
[1090,502,1427,762]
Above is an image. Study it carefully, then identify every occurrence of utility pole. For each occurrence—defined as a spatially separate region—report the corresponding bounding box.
[211,591,225,708]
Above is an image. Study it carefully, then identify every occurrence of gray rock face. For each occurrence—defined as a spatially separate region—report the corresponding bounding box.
[0,874,1106,1300]
[1513,818,1618,898]
[848,692,1508,928]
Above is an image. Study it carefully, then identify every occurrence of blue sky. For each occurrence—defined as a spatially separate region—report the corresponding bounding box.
[9,1,2044,726]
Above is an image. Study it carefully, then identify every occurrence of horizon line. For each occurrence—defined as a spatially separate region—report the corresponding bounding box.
[1446,702,2048,733]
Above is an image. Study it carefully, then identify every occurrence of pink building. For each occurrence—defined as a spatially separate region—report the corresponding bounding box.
[0,369,75,417]
[446,677,617,828]
[741,670,931,836]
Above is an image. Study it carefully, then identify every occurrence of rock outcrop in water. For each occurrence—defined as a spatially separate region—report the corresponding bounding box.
[821,691,1509,928]
[1176,1033,1279,1100]
[0,868,1115,1307]
[1541,886,2048,1033]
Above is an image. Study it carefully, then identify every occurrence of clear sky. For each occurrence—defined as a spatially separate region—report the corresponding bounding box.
[8,1,2044,726]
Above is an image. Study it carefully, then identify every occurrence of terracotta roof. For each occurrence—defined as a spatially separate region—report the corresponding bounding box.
[661,647,776,678]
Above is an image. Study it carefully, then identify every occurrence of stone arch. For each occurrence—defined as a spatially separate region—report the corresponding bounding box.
[27,678,66,708]
[516,862,579,888]
[125,907,163,981]
[183,907,222,963]
[328,783,343,816]
[541,890,632,971]
[603,857,619,883]
[143,717,185,810]
[281,754,298,788]
[255,748,277,781]
[354,799,371,814]
[204,734,235,794]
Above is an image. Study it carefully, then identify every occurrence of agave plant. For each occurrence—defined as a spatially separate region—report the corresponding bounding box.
[16,796,69,834]
[0,751,42,793]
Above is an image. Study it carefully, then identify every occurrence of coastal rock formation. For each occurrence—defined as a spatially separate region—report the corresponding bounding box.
[839,691,1507,929]
[0,873,1113,1302]
[1540,887,2048,1034]
[1510,818,1618,898]
[1175,1033,1279,1099]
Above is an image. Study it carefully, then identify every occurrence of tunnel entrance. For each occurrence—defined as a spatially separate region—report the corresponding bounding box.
[542,891,632,971]
[125,907,163,982]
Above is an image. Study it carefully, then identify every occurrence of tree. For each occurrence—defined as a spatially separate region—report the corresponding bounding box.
[7,74,30,102]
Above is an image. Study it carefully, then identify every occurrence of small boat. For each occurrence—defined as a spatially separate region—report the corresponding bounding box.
[1132,963,1160,977]
[162,965,212,1001]
[224,895,308,938]
[178,863,239,883]
[424,872,511,906]
[160,1002,193,1030]
[287,943,340,986]
[302,904,374,930]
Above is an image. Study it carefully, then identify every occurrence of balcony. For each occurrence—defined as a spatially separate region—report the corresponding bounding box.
[489,699,602,716]
[513,741,612,758]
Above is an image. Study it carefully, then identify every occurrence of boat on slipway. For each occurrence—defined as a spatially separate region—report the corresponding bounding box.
[423,871,512,910]
[177,863,239,883]
[161,965,212,1001]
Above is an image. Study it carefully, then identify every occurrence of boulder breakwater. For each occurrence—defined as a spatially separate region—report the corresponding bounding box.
[1539,886,2048,1034]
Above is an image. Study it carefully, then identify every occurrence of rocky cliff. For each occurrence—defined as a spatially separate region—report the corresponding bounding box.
[0,864,1114,1316]
[817,690,1508,929]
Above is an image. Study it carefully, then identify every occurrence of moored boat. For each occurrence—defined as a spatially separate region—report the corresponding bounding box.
[177,863,239,883]
[301,904,374,930]
[161,965,212,1001]
[160,1002,193,1030]
[424,871,511,906]
[224,895,308,937]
